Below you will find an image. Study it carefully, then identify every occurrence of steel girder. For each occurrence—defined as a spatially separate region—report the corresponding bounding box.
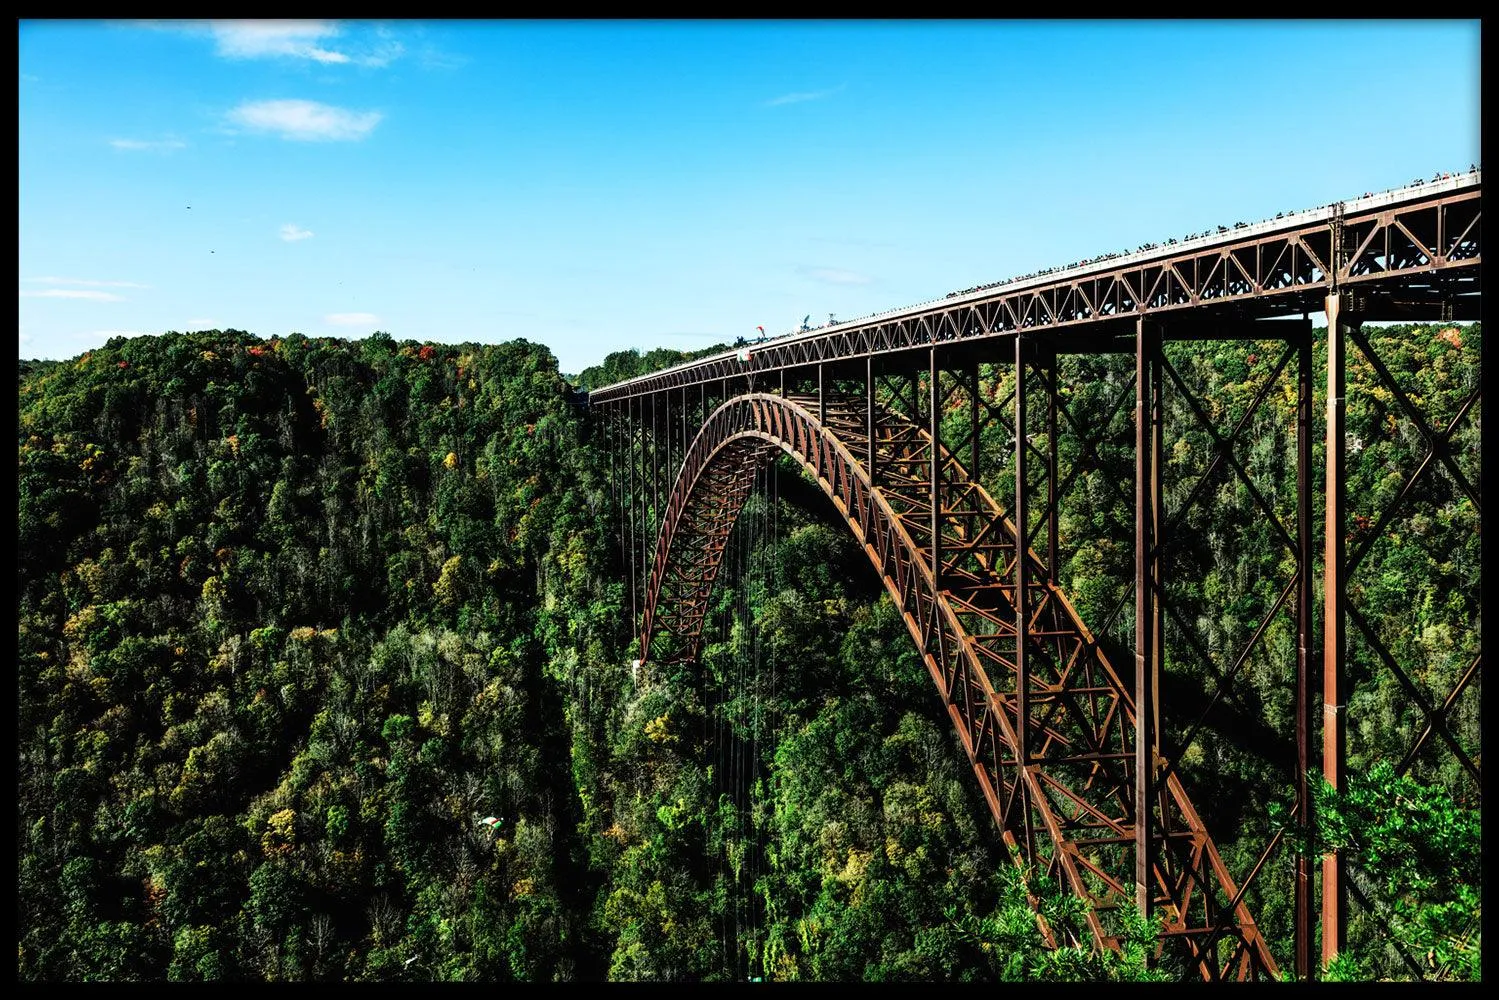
[634,391,1279,980]
[1319,299,1482,974]
[588,177,1479,405]
[596,173,1481,981]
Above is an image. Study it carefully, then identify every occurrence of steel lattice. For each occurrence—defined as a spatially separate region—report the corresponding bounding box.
[637,392,1279,980]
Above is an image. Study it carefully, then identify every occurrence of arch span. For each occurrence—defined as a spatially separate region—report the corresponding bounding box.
[638,391,1277,980]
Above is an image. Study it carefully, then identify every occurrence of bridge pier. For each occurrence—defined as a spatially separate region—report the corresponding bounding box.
[1321,291,1356,970]
[1014,337,1037,860]
[1134,318,1163,919]
[1295,320,1314,982]
[930,348,942,585]
[591,176,1479,980]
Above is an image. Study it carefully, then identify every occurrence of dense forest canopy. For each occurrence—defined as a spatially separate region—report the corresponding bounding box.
[17,323,1480,981]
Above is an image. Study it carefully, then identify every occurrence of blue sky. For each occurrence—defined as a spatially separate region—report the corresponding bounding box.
[18,19,1481,376]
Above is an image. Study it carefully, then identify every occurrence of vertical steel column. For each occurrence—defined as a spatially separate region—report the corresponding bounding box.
[609,403,621,608]
[665,389,671,530]
[638,394,648,629]
[1046,345,1059,584]
[663,391,672,524]
[663,391,671,523]
[1296,321,1314,980]
[1015,336,1030,769]
[607,401,616,544]
[627,395,638,633]
[650,391,660,547]
[1322,292,1350,968]
[1134,318,1160,917]
[929,349,941,584]
[614,402,624,571]
[1151,338,1164,773]
[818,363,826,426]
[969,363,980,483]
[866,356,876,479]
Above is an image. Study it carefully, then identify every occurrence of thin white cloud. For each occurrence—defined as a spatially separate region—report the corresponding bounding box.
[327,312,378,326]
[764,84,845,107]
[23,277,148,288]
[110,137,187,152]
[212,20,345,63]
[799,265,873,286]
[227,99,383,142]
[280,223,315,242]
[415,42,468,72]
[20,289,127,301]
[209,20,402,67]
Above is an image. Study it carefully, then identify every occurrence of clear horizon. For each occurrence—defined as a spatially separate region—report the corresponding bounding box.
[19,19,1482,375]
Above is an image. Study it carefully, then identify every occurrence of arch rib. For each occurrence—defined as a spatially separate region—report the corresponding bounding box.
[638,391,1279,980]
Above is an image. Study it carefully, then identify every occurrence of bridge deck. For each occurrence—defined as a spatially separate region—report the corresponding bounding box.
[589,172,1479,403]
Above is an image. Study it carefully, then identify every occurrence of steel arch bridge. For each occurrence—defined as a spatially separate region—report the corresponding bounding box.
[588,173,1482,981]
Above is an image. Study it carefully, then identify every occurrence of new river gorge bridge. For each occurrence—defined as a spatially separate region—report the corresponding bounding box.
[586,173,1481,981]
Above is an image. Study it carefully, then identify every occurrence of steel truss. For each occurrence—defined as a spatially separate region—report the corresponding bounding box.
[618,344,1308,978]
[594,175,1481,982]
[1321,295,1483,976]
[588,177,1478,406]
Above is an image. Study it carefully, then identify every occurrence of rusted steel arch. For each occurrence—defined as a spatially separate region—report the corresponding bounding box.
[638,426,776,663]
[637,391,1279,980]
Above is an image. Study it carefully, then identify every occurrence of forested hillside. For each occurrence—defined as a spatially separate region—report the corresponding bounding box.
[17,324,1480,981]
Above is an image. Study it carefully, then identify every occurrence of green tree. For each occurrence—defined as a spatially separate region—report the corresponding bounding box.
[1304,761,1481,981]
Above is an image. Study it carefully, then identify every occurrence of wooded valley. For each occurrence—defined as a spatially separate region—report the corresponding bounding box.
[16,323,1480,981]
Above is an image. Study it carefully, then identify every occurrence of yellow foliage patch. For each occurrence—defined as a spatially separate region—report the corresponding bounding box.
[261,807,297,856]
[644,712,677,745]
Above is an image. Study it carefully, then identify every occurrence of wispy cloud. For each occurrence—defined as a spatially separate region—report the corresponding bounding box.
[415,42,468,72]
[798,265,872,286]
[327,312,378,326]
[110,137,188,152]
[213,20,347,63]
[20,289,127,302]
[227,99,382,142]
[764,84,845,108]
[280,223,315,242]
[23,277,148,288]
[206,19,404,67]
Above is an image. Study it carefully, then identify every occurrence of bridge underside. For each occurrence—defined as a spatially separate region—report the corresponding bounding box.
[595,179,1480,980]
[635,390,1279,980]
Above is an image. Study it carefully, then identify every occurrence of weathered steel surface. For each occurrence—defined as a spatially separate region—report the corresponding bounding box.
[589,177,1478,403]
[633,391,1280,980]
[598,173,1481,980]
